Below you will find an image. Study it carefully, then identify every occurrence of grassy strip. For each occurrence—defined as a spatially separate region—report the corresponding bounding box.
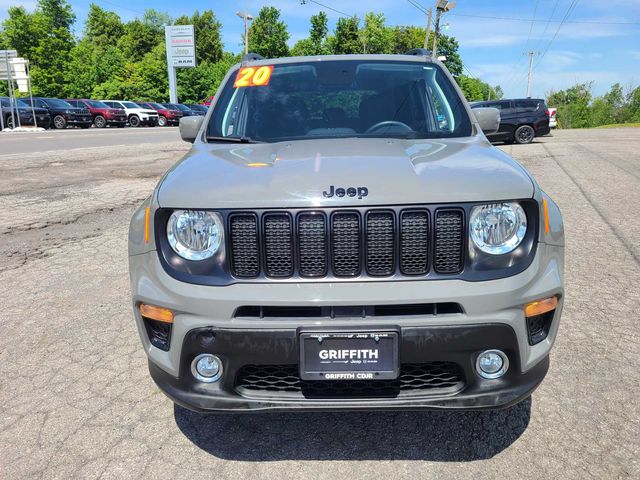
[594,123,640,129]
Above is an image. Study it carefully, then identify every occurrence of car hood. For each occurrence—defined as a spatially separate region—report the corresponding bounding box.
[157,137,535,209]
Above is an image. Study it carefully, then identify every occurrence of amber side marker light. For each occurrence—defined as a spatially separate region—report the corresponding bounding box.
[525,296,558,317]
[139,303,174,323]
[144,207,151,243]
[542,198,550,235]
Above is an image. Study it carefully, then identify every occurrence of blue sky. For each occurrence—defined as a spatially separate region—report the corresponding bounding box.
[2,0,639,98]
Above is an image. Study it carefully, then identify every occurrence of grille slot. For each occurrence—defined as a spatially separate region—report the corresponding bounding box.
[263,213,294,277]
[236,363,465,398]
[234,303,463,318]
[366,211,395,276]
[434,209,464,274]
[229,214,260,277]
[400,210,430,275]
[331,212,361,277]
[297,213,327,277]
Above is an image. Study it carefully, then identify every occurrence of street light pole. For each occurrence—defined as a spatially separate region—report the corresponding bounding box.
[423,8,433,50]
[236,11,254,55]
[432,0,456,58]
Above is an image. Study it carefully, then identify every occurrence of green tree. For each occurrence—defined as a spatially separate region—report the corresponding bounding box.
[85,4,124,48]
[360,12,392,54]
[64,39,96,97]
[291,12,330,56]
[118,19,162,62]
[547,83,593,128]
[247,7,289,58]
[1,6,44,61]
[328,17,361,54]
[391,26,425,53]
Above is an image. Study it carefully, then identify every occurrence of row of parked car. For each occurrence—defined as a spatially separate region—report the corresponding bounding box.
[0,96,208,130]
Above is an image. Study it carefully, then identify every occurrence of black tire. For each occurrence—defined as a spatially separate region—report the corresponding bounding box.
[158,115,167,127]
[514,125,535,144]
[129,115,140,127]
[53,115,67,129]
[94,115,106,128]
[6,116,15,129]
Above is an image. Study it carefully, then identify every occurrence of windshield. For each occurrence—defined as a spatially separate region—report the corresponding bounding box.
[44,98,73,108]
[147,102,164,109]
[122,102,141,109]
[87,100,109,108]
[207,60,471,142]
[162,103,180,111]
[1,98,30,108]
[174,104,192,112]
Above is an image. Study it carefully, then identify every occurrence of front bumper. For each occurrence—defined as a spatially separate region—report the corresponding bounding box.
[149,324,550,413]
[130,241,563,412]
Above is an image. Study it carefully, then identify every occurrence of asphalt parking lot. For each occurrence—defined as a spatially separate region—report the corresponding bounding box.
[1,128,638,479]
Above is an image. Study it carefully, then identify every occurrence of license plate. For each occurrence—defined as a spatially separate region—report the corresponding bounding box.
[299,331,399,381]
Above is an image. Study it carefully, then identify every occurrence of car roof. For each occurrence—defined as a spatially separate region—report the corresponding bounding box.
[240,53,437,67]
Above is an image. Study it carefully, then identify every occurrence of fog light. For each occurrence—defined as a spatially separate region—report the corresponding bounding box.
[191,354,222,383]
[476,350,509,379]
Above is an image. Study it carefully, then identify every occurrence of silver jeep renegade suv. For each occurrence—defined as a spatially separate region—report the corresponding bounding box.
[128,52,564,412]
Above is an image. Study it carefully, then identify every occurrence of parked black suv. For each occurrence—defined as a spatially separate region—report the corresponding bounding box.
[470,98,550,144]
[22,97,93,129]
[0,97,51,129]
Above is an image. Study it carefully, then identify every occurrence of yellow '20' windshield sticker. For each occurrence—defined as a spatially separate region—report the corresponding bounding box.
[234,66,274,88]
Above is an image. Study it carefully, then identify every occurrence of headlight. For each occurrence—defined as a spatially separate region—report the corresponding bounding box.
[470,202,527,255]
[166,210,223,261]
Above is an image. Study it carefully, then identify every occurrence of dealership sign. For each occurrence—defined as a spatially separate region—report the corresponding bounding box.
[165,25,196,68]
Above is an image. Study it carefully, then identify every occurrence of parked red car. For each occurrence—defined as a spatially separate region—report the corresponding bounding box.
[137,102,183,127]
[66,99,127,128]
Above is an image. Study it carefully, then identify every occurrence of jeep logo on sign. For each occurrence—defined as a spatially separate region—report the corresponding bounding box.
[323,185,369,199]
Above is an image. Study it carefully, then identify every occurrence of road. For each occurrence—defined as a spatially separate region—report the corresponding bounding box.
[0,126,178,157]
[0,128,638,479]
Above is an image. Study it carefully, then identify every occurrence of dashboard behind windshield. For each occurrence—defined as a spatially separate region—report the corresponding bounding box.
[207,60,472,143]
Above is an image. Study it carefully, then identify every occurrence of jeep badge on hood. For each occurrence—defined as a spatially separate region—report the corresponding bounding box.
[323,185,369,199]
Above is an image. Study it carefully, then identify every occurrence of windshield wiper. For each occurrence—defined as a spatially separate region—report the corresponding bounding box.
[206,135,259,144]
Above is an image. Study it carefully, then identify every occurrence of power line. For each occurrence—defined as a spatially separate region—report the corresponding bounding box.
[93,0,145,16]
[406,0,429,15]
[300,0,354,18]
[524,1,540,51]
[448,11,640,26]
[534,0,581,69]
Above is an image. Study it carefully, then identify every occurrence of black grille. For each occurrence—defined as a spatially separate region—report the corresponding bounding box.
[298,213,327,277]
[142,318,171,351]
[229,214,259,277]
[434,210,464,274]
[236,363,464,398]
[400,210,429,275]
[332,212,361,276]
[227,207,465,279]
[263,214,294,277]
[366,211,395,275]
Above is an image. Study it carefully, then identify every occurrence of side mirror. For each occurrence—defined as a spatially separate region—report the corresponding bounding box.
[472,107,500,135]
[179,116,204,143]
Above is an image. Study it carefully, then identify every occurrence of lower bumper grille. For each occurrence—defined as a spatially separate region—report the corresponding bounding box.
[235,363,465,398]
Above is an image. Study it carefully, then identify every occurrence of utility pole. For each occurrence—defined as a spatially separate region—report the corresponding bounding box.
[236,11,253,55]
[432,1,456,58]
[525,50,539,98]
[423,8,433,50]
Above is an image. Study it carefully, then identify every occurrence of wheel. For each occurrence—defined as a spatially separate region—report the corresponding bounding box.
[94,115,106,128]
[514,125,535,144]
[6,116,15,129]
[53,115,67,129]
[129,115,140,127]
[158,116,167,127]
